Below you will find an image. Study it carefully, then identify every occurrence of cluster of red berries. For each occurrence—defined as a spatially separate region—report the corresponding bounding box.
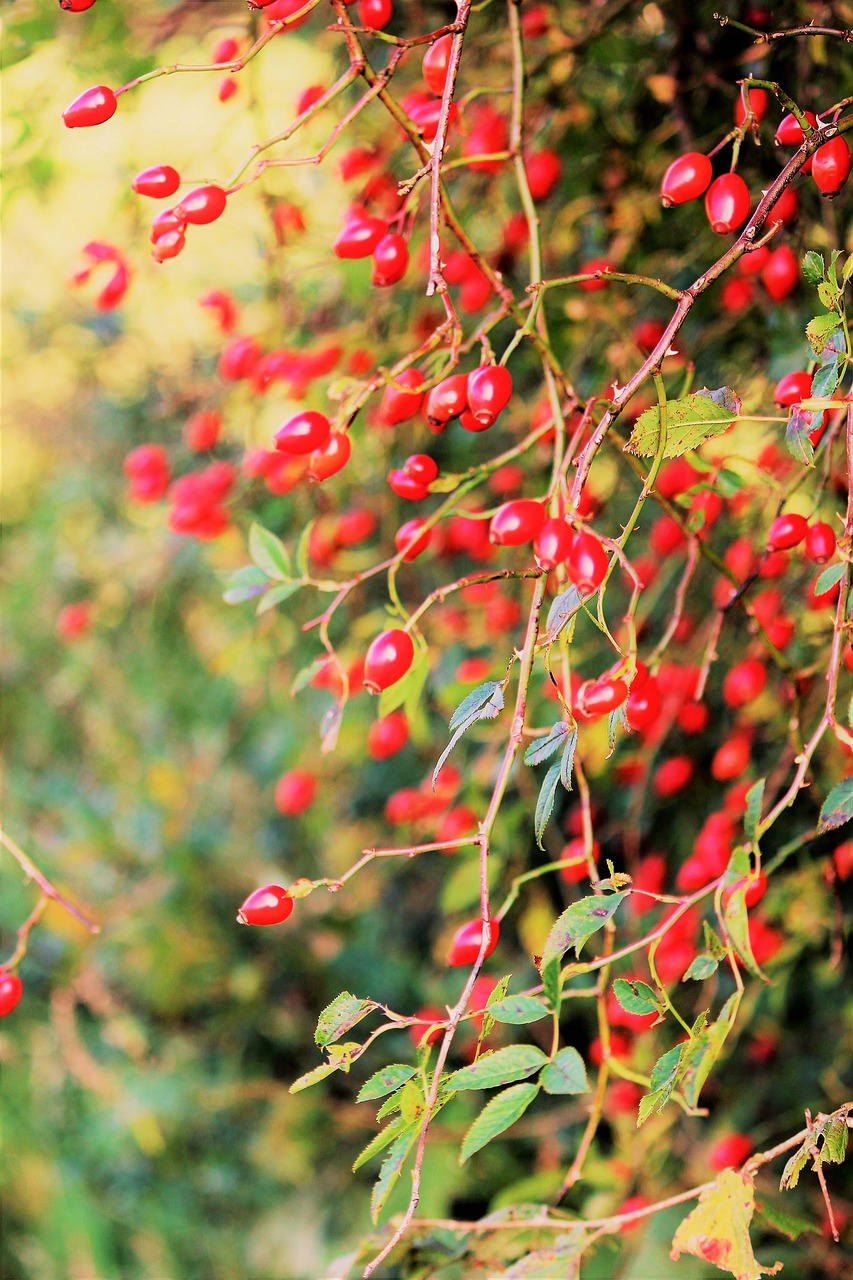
[333,205,409,287]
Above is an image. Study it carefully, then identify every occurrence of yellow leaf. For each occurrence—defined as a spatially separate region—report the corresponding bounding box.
[670,1169,783,1280]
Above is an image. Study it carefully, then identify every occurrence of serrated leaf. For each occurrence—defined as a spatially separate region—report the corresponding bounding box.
[289,1060,341,1094]
[370,1125,419,1221]
[539,1046,588,1095]
[376,1087,407,1122]
[817,282,838,308]
[683,953,721,981]
[805,312,840,354]
[811,353,840,398]
[625,390,738,460]
[500,1230,586,1278]
[613,977,660,1015]
[560,727,578,790]
[723,886,766,981]
[785,408,815,466]
[744,778,765,844]
[703,920,728,959]
[256,580,302,614]
[781,1105,851,1191]
[638,1043,682,1121]
[534,762,562,850]
[677,1018,731,1108]
[433,681,504,787]
[524,721,570,767]
[357,1065,417,1103]
[842,251,853,285]
[315,992,374,1047]
[818,777,853,833]
[487,995,551,1025]
[755,1201,817,1240]
[540,891,629,969]
[478,973,510,1043]
[671,1169,782,1279]
[459,1083,539,1162]
[352,1113,411,1171]
[814,561,846,596]
[801,250,825,285]
[545,585,583,640]
[398,1078,426,1124]
[378,645,428,718]
[444,1045,548,1093]
[248,522,291,581]
[637,1088,667,1125]
[541,957,561,1016]
[294,519,314,577]
[223,565,269,604]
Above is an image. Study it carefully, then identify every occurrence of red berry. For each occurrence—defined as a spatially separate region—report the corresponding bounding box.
[151,231,185,263]
[212,37,240,63]
[769,185,799,226]
[812,135,851,197]
[262,0,312,22]
[218,77,239,103]
[334,507,377,547]
[735,86,767,125]
[132,164,181,199]
[176,185,227,225]
[307,431,351,482]
[424,373,469,427]
[403,454,438,485]
[219,336,262,381]
[774,371,812,406]
[578,257,613,290]
[447,918,500,967]
[805,521,836,564]
[575,676,629,719]
[489,499,546,546]
[566,531,608,594]
[653,755,694,797]
[364,629,415,693]
[761,244,799,301]
[466,365,513,427]
[705,173,750,234]
[626,678,662,733]
[62,85,117,128]
[768,512,808,550]
[367,711,409,760]
[711,733,752,780]
[372,233,409,287]
[124,444,170,502]
[333,213,387,259]
[533,516,573,570]
[359,0,392,28]
[709,1133,753,1171]
[396,518,432,561]
[0,972,23,1017]
[183,410,221,453]
[422,34,452,96]
[775,110,817,146]
[462,106,509,173]
[660,151,712,206]
[722,657,767,707]
[379,369,425,425]
[388,470,429,501]
[60,0,98,9]
[237,885,294,926]
[57,601,91,642]
[274,768,317,816]
[150,208,187,242]
[526,149,562,200]
[275,410,331,455]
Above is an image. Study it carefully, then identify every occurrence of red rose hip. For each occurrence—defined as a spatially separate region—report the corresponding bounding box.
[62,85,117,128]
[447,918,500,967]
[275,410,332,455]
[660,151,712,206]
[364,629,415,693]
[0,972,23,1017]
[237,885,294,926]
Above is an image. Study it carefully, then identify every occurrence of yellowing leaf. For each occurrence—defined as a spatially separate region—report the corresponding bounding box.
[670,1169,782,1280]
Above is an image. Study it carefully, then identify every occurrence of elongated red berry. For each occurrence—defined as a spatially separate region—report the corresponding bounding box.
[575,676,629,719]
[466,365,513,427]
[422,33,452,96]
[424,373,469,426]
[0,972,23,1017]
[534,516,573,569]
[447,918,500,967]
[722,657,766,707]
[768,512,808,550]
[275,410,331,455]
[132,165,181,199]
[307,431,351,481]
[489,498,547,546]
[761,245,798,301]
[705,173,750,234]
[566,531,608,593]
[333,214,387,259]
[526,149,562,201]
[62,85,117,128]
[774,371,812,406]
[735,87,767,125]
[176,185,227,225]
[805,521,836,564]
[364,629,415,693]
[403,454,438,485]
[775,110,817,145]
[359,0,392,28]
[812,136,851,197]
[61,0,98,11]
[379,369,425,425]
[396,518,432,561]
[660,152,712,206]
[275,768,316,815]
[237,885,294,925]
[372,233,409,287]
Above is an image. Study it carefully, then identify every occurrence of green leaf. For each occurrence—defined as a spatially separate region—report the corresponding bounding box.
[498,1229,586,1278]
[294,519,314,578]
[545,585,583,640]
[315,992,374,1047]
[487,995,551,1025]
[683,953,721,982]
[539,1046,588,1095]
[801,250,825,285]
[613,978,661,1016]
[780,1104,850,1190]
[702,920,728,959]
[540,891,629,969]
[375,1087,407,1122]
[818,777,853,833]
[352,1113,411,1171]
[459,1083,539,1163]
[289,1045,361,1093]
[256,581,302,615]
[357,1065,417,1103]
[291,656,332,696]
[378,646,428,718]
[478,973,511,1042]
[817,282,838,309]
[432,680,504,787]
[534,762,562,850]
[842,251,853,285]
[805,312,840,355]
[541,958,562,1017]
[755,1200,817,1240]
[444,1045,548,1093]
[814,561,846,596]
[638,1044,682,1122]
[223,565,269,604]
[744,778,765,844]
[723,881,766,980]
[811,352,840,398]
[248,522,292,581]
[524,721,571,767]
[559,727,578,790]
[716,467,746,497]
[371,1126,419,1221]
[785,408,815,467]
[677,1018,731,1108]
[625,389,739,460]
[637,1088,667,1125]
